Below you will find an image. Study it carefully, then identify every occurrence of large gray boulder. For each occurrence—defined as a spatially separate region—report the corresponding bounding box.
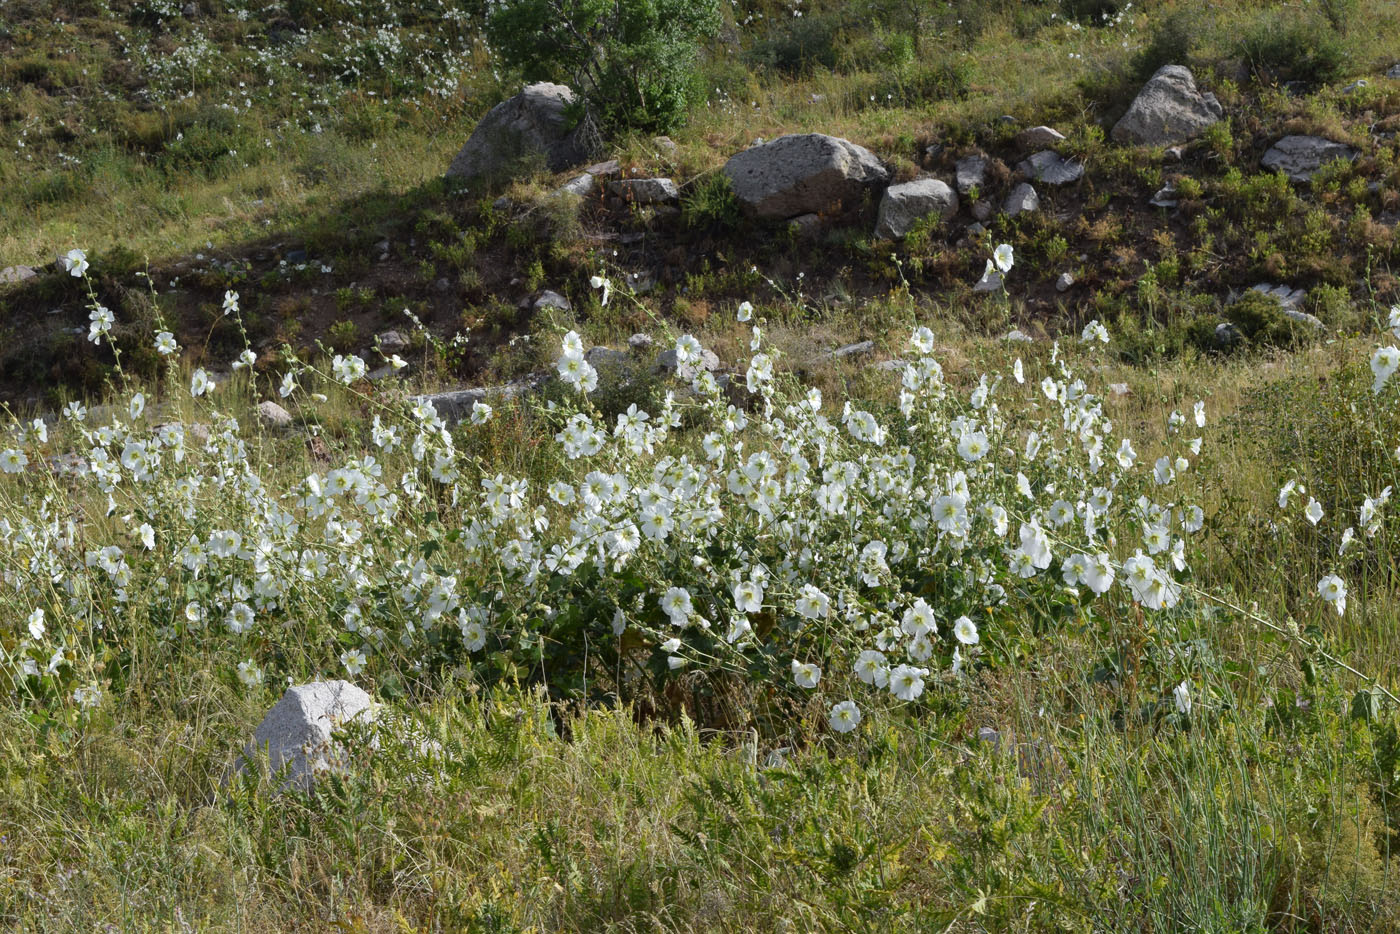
[723,134,889,220]
[1111,65,1224,146]
[242,681,374,791]
[874,178,958,239]
[1261,135,1358,183]
[447,83,591,184]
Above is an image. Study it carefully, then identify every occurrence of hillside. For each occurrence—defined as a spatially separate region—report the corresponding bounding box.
[6,2,1400,931]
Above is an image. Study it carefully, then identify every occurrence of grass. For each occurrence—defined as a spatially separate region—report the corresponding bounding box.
[7,0,1400,930]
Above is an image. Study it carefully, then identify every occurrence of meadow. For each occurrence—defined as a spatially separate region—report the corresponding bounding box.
[6,1,1400,931]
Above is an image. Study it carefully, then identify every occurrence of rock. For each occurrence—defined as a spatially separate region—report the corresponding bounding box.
[651,135,677,155]
[874,178,958,239]
[1261,135,1358,183]
[181,1,198,16]
[446,83,591,184]
[955,154,988,195]
[241,681,374,791]
[555,173,596,198]
[377,330,408,354]
[656,346,720,382]
[434,277,452,293]
[1017,151,1083,185]
[825,340,875,360]
[973,270,1005,293]
[415,388,487,424]
[624,269,657,295]
[1003,329,1033,342]
[923,142,944,161]
[0,265,36,284]
[723,133,890,220]
[609,177,679,204]
[284,248,308,264]
[790,213,824,237]
[627,333,655,351]
[1214,321,1244,349]
[966,222,987,236]
[1149,184,1178,208]
[1003,182,1040,217]
[256,401,293,429]
[1342,79,1369,94]
[1283,308,1325,329]
[1164,145,1185,162]
[1055,272,1075,292]
[1249,282,1306,312]
[1389,64,1400,79]
[970,200,992,222]
[533,290,571,312]
[585,159,621,177]
[1016,126,1065,149]
[584,346,632,371]
[1111,65,1223,147]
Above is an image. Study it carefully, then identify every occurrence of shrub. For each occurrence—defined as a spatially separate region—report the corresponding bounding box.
[681,172,742,232]
[1237,11,1348,85]
[1131,9,1197,82]
[486,0,721,134]
[746,12,844,76]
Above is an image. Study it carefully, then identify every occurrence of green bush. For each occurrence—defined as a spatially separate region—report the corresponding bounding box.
[486,0,720,134]
[746,12,844,75]
[681,172,742,232]
[1132,9,1197,82]
[1238,11,1348,85]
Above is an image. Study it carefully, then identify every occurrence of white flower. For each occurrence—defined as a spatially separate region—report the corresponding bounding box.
[993,243,1014,273]
[190,368,212,397]
[733,578,764,614]
[888,664,928,702]
[589,275,612,305]
[737,301,753,322]
[279,371,296,398]
[1173,681,1192,715]
[1317,574,1347,616]
[1277,480,1298,510]
[1372,346,1400,394]
[138,523,155,550]
[0,449,28,473]
[232,348,257,370]
[222,290,240,314]
[226,602,255,634]
[155,331,177,355]
[333,354,367,384]
[791,659,821,688]
[64,248,89,277]
[953,615,979,644]
[901,598,937,637]
[661,587,693,627]
[87,305,114,343]
[828,701,861,733]
[910,326,936,355]
[957,429,989,462]
[237,659,263,686]
[341,647,367,675]
[27,608,45,641]
[854,649,889,686]
[674,334,703,365]
[1193,400,1206,428]
[1080,319,1109,344]
[795,584,830,620]
[1305,498,1323,525]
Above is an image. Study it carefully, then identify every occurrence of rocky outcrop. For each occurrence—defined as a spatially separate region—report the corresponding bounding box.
[1111,65,1223,147]
[447,83,592,185]
[873,178,958,239]
[723,134,889,220]
[1261,135,1358,183]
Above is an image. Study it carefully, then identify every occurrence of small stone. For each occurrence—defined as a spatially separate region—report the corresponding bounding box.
[656,346,720,382]
[1017,151,1083,185]
[826,340,875,360]
[241,681,374,792]
[790,213,823,237]
[970,200,992,222]
[627,333,654,350]
[256,401,293,429]
[625,269,657,295]
[874,177,959,239]
[966,222,987,236]
[1342,79,1369,93]
[1016,126,1065,149]
[651,135,677,155]
[533,290,572,312]
[0,265,36,284]
[1003,182,1040,217]
[1388,64,1400,79]
[182,1,198,16]
[377,330,408,354]
[284,248,308,264]
[1214,321,1244,349]
[1109,383,1130,397]
[978,726,1002,746]
[555,173,595,198]
[1261,135,1358,183]
[585,159,621,177]
[1164,145,1185,162]
[434,277,452,293]
[1003,329,1033,343]
[1055,272,1075,292]
[955,154,988,195]
[923,142,944,161]
[1149,184,1178,208]
[973,270,1005,293]
[609,177,679,204]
